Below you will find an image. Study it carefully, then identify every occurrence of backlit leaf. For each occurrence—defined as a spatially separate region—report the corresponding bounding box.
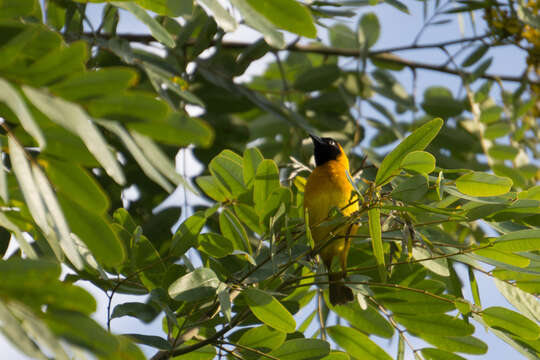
[456,172,512,197]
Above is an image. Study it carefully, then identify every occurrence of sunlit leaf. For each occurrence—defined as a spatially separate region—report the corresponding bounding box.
[400,151,436,174]
[244,288,296,333]
[375,118,443,186]
[327,325,392,360]
[168,267,221,301]
[483,306,540,340]
[246,0,316,38]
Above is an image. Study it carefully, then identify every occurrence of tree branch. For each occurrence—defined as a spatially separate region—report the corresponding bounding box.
[84,33,533,83]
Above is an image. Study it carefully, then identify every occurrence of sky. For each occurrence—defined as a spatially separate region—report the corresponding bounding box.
[1,1,533,359]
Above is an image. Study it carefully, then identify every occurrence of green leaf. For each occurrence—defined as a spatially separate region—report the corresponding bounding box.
[243,147,264,188]
[243,288,296,333]
[130,130,196,192]
[237,325,286,352]
[394,314,474,337]
[420,335,487,355]
[331,303,393,338]
[45,310,118,355]
[482,306,540,340]
[358,12,380,48]
[88,93,169,122]
[6,301,70,360]
[128,113,214,147]
[198,233,233,258]
[473,248,530,268]
[268,338,330,360]
[488,145,519,160]
[493,230,540,254]
[386,0,409,13]
[0,0,37,19]
[368,207,385,281]
[134,234,167,290]
[422,87,463,118]
[217,283,231,321]
[391,174,428,202]
[479,105,503,124]
[8,136,54,247]
[22,86,125,185]
[0,259,96,314]
[373,289,455,314]
[168,267,221,301]
[23,40,87,86]
[229,0,285,48]
[400,151,436,174]
[412,247,450,277]
[49,67,138,101]
[196,176,227,202]
[421,348,467,360]
[462,44,489,67]
[134,0,192,17]
[111,302,159,323]
[9,136,84,267]
[294,65,341,92]
[32,162,87,269]
[97,120,173,193]
[455,172,513,197]
[173,342,216,360]
[254,159,280,215]
[375,118,443,186]
[327,325,392,360]
[171,211,207,257]
[245,0,316,38]
[484,122,511,140]
[142,62,204,107]
[321,352,350,360]
[43,157,109,214]
[197,0,238,32]
[220,209,250,253]
[259,187,292,223]
[494,278,540,323]
[58,194,125,267]
[0,78,45,148]
[329,24,357,49]
[0,26,42,70]
[234,203,263,234]
[0,303,48,360]
[0,213,36,259]
[210,150,246,198]
[124,333,171,350]
[112,2,175,48]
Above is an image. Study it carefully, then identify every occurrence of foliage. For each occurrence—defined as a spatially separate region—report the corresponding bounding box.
[0,0,539,359]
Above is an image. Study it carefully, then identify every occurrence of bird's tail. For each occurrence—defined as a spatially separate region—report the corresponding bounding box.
[328,272,354,306]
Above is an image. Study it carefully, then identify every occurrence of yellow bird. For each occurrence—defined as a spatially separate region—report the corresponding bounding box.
[304,135,358,306]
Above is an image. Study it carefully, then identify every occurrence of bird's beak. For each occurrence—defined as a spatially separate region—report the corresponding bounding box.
[309,134,323,145]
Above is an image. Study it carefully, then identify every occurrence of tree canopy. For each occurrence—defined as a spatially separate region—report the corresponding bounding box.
[0,0,540,359]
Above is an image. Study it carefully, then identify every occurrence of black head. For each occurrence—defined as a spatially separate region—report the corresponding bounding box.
[310,134,342,166]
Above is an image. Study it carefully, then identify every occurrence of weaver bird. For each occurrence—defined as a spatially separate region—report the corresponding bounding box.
[304,135,358,306]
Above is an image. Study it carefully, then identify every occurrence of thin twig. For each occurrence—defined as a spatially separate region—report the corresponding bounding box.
[374,299,423,360]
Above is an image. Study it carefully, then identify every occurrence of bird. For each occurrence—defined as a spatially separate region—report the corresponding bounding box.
[304,134,359,306]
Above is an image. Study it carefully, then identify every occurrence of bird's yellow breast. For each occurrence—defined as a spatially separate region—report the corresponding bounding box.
[303,160,359,263]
